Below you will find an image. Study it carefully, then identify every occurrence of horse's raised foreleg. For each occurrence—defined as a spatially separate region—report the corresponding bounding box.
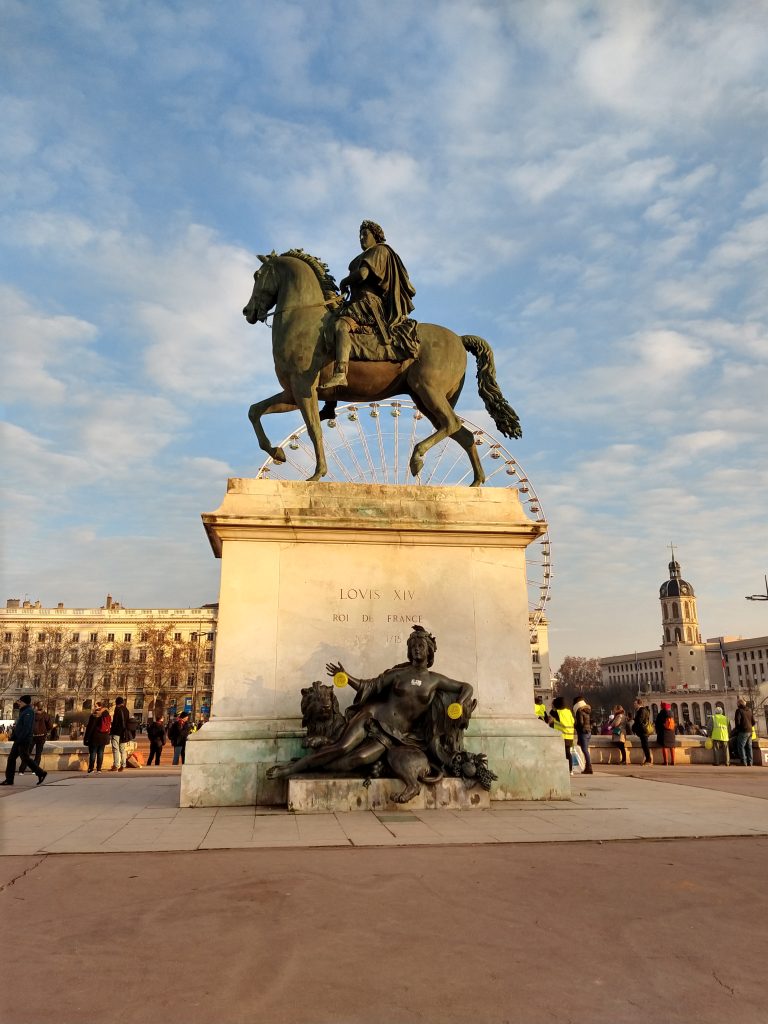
[248,391,297,464]
[409,386,485,486]
[294,389,328,481]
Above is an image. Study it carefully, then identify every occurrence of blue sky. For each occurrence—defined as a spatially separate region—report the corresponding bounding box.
[2,0,767,669]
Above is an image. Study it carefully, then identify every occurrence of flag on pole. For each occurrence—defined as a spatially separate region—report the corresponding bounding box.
[719,637,727,669]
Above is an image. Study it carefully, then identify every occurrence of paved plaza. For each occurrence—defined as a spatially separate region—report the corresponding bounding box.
[2,767,766,1023]
[1,765,767,854]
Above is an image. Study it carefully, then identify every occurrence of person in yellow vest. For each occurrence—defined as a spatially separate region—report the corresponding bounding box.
[549,696,575,774]
[534,698,548,722]
[708,705,730,766]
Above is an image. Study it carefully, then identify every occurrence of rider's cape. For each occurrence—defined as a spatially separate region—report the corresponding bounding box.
[333,243,419,361]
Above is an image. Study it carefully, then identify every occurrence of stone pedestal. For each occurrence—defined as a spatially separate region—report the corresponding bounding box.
[180,479,569,807]
[287,777,490,813]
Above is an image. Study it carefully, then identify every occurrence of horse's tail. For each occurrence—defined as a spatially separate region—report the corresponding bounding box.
[461,335,522,439]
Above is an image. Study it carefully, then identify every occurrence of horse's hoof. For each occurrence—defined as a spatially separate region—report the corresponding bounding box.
[271,447,286,464]
[470,477,485,487]
[410,454,424,477]
[306,470,327,482]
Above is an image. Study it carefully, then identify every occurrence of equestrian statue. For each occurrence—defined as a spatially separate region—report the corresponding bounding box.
[242,220,521,486]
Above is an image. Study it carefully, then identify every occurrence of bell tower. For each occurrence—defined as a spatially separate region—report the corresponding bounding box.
[659,547,708,691]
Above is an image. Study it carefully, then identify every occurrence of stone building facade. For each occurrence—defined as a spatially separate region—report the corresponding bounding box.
[1,596,217,724]
[531,614,553,705]
[600,556,767,734]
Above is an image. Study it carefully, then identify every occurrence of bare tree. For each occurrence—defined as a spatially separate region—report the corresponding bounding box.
[554,656,603,696]
[139,624,186,721]
[0,626,32,709]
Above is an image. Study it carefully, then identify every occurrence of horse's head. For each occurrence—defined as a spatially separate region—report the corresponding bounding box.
[243,252,278,324]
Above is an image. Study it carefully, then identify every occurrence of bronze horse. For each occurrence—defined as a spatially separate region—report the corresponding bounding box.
[242,249,521,485]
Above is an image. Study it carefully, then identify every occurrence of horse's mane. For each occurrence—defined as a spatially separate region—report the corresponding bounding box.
[280,249,339,300]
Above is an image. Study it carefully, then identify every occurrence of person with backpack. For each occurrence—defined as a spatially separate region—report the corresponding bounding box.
[109,696,131,772]
[168,711,191,765]
[655,702,677,766]
[84,701,112,773]
[146,717,166,766]
[632,698,653,765]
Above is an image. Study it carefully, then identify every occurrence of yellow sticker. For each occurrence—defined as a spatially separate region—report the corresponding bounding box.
[333,671,349,688]
[447,702,463,720]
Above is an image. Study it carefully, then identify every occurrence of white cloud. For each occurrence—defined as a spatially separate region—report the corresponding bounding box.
[1,286,99,405]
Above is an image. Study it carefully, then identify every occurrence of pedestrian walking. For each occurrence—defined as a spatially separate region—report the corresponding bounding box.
[549,697,575,774]
[709,704,730,766]
[84,701,112,773]
[20,701,53,774]
[655,702,676,766]
[534,697,548,722]
[168,711,191,765]
[611,705,628,765]
[734,697,754,767]
[109,696,131,772]
[1,695,47,786]
[632,698,653,765]
[146,717,166,766]
[573,695,593,774]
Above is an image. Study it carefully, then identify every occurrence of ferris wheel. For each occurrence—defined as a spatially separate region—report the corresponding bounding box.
[256,400,552,632]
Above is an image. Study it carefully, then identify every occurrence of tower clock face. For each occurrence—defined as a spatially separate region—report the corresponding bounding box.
[255,400,552,630]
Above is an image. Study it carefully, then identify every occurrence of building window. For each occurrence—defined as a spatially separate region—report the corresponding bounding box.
[54,631,62,642]
[85,674,93,689]
[37,632,45,642]
[205,649,213,662]
[70,650,78,663]
[672,602,679,618]
[134,695,144,710]
[139,649,147,663]
[207,632,214,641]
[140,632,148,643]
[674,628,682,641]
[118,672,127,686]
[3,633,11,643]
[204,673,212,686]
[107,633,115,642]
[174,632,182,642]
[90,632,98,643]
[187,675,194,689]
[35,651,44,664]
[121,650,130,663]
[105,651,114,664]
[124,633,131,642]
[103,674,112,688]
[33,675,41,689]
[72,633,80,642]
[170,674,178,688]
[693,704,702,726]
